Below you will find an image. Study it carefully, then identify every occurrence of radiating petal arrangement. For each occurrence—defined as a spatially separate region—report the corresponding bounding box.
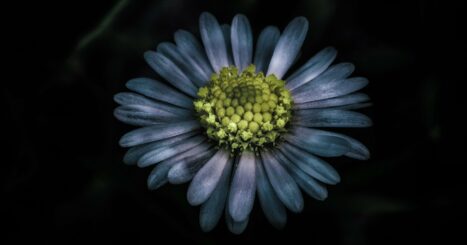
[114,12,371,234]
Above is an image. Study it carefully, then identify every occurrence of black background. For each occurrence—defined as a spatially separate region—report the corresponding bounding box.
[3,0,464,244]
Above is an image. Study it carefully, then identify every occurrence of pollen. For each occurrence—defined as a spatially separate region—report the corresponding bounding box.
[194,65,293,152]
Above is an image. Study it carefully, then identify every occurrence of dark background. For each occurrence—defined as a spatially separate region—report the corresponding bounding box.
[3,0,464,244]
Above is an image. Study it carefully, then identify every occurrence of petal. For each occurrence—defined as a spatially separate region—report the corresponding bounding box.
[147,141,215,190]
[285,128,351,157]
[292,109,373,128]
[187,149,231,206]
[123,131,199,165]
[157,42,210,87]
[332,102,373,110]
[174,30,213,77]
[267,17,309,79]
[285,47,337,91]
[293,93,370,110]
[291,126,370,160]
[168,148,216,184]
[228,151,256,222]
[256,156,287,229]
[199,154,233,232]
[137,135,206,167]
[119,120,200,147]
[114,92,192,116]
[144,51,198,97]
[114,105,192,126]
[199,12,229,72]
[253,26,280,73]
[291,62,355,95]
[274,150,328,200]
[231,14,253,72]
[226,211,249,235]
[279,142,340,185]
[126,77,193,109]
[260,150,303,213]
[221,24,234,65]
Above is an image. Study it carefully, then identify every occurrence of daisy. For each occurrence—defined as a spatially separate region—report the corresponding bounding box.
[114,12,371,234]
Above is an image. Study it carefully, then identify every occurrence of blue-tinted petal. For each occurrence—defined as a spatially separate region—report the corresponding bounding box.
[174,30,213,77]
[293,93,370,110]
[292,109,372,128]
[285,128,351,157]
[254,26,280,73]
[114,105,192,126]
[231,14,253,72]
[168,148,216,184]
[114,92,192,116]
[285,47,337,91]
[199,12,229,72]
[229,151,256,222]
[267,17,309,78]
[221,24,234,65]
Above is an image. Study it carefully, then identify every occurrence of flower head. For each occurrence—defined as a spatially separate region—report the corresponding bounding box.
[114,12,372,234]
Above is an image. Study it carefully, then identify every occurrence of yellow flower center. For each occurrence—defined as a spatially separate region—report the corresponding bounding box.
[194,65,293,152]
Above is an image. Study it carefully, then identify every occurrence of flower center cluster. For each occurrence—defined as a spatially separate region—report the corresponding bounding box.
[194,65,293,152]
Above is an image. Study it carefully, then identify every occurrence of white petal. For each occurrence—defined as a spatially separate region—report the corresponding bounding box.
[285,129,351,157]
[114,92,192,116]
[292,109,372,128]
[260,150,303,213]
[199,154,233,232]
[126,77,193,109]
[228,151,256,222]
[285,47,337,91]
[144,51,198,97]
[199,12,229,72]
[174,30,213,77]
[168,148,216,184]
[293,93,370,110]
[119,120,200,147]
[274,150,328,200]
[256,156,287,229]
[114,105,191,126]
[292,126,370,160]
[157,42,210,87]
[123,131,199,165]
[267,17,309,79]
[254,26,280,73]
[231,14,253,71]
[137,135,205,167]
[279,142,340,185]
[187,149,231,206]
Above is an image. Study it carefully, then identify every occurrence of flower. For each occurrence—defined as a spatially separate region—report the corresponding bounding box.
[114,12,371,234]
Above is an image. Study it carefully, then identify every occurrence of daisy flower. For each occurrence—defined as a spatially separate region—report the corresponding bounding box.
[114,12,371,234]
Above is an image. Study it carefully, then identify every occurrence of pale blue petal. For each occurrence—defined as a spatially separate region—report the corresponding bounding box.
[260,150,303,213]
[285,128,351,157]
[332,102,373,110]
[293,77,369,104]
[126,77,193,109]
[187,149,231,205]
[147,142,213,190]
[168,148,216,184]
[256,156,287,229]
[221,24,234,66]
[123,131,199,165]
[137,135,205,167]
[231,14,253,71]
[199,154,233,232]
[144,51,198,97]
[225,198,249,234]
[228,151,256,222]
[114,92,192,116]
[279,142,340,185]
[199,12,229,72]
[254,26,280,73]
[292,126,370,160]
[285,47,337,91]
[174,30,213,77]
[157,42,210,87]
[114,105,192,126]
[292,109,373,128]
[293,93,370,110]
[119,120,200,147]
[267,17,309,79]
[291,62,354,95]
[274,150,328,200]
